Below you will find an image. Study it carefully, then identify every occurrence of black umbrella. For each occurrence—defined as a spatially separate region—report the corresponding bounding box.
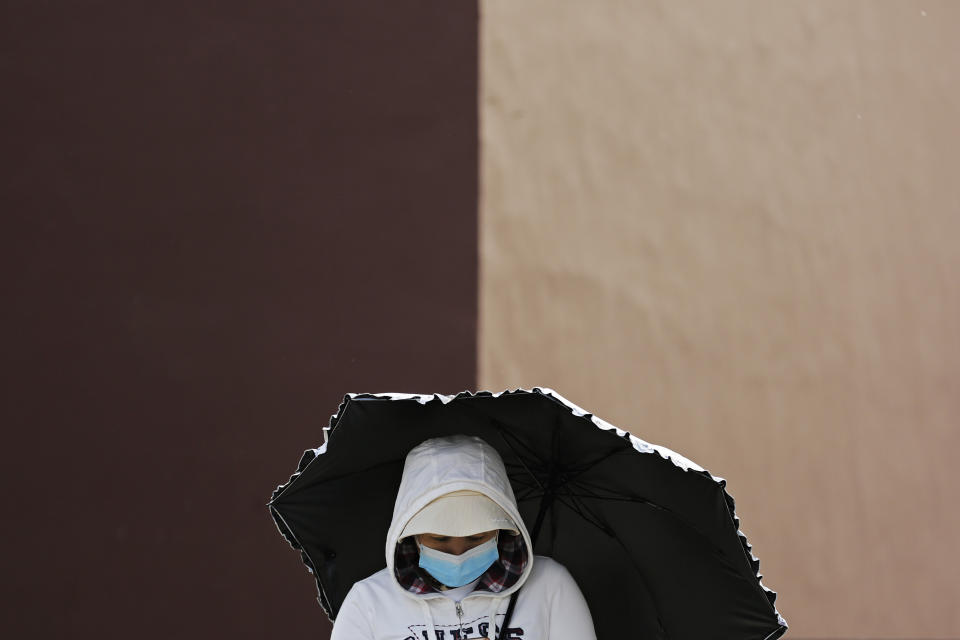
[269,388,787,640]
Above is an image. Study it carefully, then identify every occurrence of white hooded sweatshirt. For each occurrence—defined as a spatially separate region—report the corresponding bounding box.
[330,435,597,640]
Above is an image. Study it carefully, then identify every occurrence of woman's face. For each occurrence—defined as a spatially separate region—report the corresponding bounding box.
[416,529,497,556]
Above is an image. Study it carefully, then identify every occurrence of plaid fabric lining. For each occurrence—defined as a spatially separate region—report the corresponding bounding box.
[394,532,528,595]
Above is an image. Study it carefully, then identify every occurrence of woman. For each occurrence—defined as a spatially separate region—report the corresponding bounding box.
[331,434,597,640]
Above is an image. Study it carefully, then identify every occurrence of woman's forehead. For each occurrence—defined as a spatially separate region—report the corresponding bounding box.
[419,529,498,538]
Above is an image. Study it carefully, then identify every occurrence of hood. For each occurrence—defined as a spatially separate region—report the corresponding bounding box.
[384,434,534,600]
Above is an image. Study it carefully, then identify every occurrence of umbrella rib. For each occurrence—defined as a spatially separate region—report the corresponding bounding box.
[506,465,543,486]
[562,488,729,559]
[563,446,629,480]
[449,404,550,493]
[551,490,615,537]
[495,426,546,492]
[507,476,541,492]
[494,420,549,465]
[564,475,676,504]
[497,420,624,484]
[604,521,667,633]
[512,479,546,499]
[551,488,667,633]
[270,458,405,506]
[515,491,541,503]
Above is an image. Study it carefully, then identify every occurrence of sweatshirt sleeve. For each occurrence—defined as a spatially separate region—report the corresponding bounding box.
[548,563,597,640]
[329,583,374,640]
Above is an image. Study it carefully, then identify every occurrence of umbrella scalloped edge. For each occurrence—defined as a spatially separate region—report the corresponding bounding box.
[268,387,787,631]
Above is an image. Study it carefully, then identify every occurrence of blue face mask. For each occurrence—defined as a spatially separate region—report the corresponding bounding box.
[418,533,500,588]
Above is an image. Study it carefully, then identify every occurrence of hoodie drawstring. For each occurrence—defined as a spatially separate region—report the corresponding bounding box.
[488,597,504,640]
[420,599,438,640]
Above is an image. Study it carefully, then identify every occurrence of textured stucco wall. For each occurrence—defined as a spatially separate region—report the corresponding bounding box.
[479,1,960,637]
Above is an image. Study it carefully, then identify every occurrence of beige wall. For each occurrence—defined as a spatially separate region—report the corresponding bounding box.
[479,1,960,637]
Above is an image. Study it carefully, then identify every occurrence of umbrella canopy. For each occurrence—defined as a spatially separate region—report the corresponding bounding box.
[269,388,787,640]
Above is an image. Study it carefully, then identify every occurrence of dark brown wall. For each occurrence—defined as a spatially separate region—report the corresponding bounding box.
[2,2,478,637]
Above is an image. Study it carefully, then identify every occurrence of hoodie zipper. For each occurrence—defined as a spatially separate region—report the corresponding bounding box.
[455,601,466,639]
